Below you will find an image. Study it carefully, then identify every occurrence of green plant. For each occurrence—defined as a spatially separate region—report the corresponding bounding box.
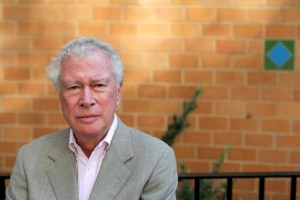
[161,87,232,199]
[161,87,202,146]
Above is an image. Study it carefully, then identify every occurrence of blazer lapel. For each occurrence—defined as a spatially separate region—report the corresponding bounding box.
[45,129,78,200]
[89,119,133,199]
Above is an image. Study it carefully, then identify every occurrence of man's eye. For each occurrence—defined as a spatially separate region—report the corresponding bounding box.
[68,86,80,90]
[95,84,105,87]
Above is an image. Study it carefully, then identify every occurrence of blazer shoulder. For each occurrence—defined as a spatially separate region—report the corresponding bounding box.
[19,128,70,155]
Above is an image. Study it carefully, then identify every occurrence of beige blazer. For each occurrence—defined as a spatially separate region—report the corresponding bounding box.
[6,118,178,200]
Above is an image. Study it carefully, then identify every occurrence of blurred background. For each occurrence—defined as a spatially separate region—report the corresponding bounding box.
[1,0,300,199]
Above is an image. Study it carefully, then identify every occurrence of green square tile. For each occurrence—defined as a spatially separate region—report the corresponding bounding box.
[264,39,295,71]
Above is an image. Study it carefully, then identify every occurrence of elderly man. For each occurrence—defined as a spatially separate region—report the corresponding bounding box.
[6,37,178,200]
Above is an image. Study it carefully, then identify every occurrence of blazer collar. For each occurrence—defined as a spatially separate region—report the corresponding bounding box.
[89,118,134,199]
[45,118,134,200]
[46,128,78,200]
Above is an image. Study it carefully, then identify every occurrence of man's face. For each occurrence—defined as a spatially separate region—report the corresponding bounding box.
[59,50,121,141]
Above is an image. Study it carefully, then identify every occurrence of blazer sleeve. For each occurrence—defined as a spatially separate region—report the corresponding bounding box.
[140,146,178,200]
[6,148,28,200]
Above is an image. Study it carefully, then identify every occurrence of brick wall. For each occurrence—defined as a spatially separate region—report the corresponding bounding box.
[1,0,300,198]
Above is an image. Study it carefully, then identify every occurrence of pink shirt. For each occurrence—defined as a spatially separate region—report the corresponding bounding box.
[69,114,117,200]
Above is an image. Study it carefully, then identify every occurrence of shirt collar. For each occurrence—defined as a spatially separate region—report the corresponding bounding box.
[69,114,118,154]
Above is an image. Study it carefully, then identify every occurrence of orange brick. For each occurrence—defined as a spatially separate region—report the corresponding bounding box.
[231,87,260,101]
[199,117,228,130]
[119,53,138,67]
[183,131,212,145]
[0,112,16,124]
[277,135,300,148]
[247,72,277,86]
[139,53,168,68]
[48,113,67,125]
[32,38,62,50]
[0,54,17,66]
[0,142,17,154]
[230,118,258,131]
[228,148,256,161]
[169,85,198,98]
[32,67,48,81]
[194,101,213,115]
[290,151,300,163]
[278,104,300,117]
[261,119,290,132]
[248,40,264,53]
[202,55,230,68]
[137,115,165,128]
[157,8,184,21]
[197,146,227,159]
[171,23,199,37]
[93,7,121,20]
[217,8,247,22]
[31,6,62,20]
[110,23,138,37]
[243,164,272,172]
[234,25,263,38]
[139,24,169,37]
[278,73,300,87]
[266,0,297,5]
[245,134,274,147]
[122,38,184,52]
[19,113,45,125]
[138,84,166,98]
[79,23,108,37]
[153,70,181,83]
[0,37,31,50]
[217,40,246,54]
[3,127,31,140]
[203,24,231,37]
[62,6,92,19]
[174,145,196,159]
[123,7,156,21]
[266,25,296,38]
[18,22,45,35]
[3,67,30,80]
[18,53,48,66]
[184,70,213,84]
[186,7,215,21]
[215,71,245,85]
[33,127,60,139]
[246,103,276,117]
[292,120,300,133]
[2,6,31,19]
[122,99,151,112]
[151,99,181,113]
[215,102,246,116]
[0,22,16,35]
[46,22,77,36]
[122,83,137,98]
[200,86,228,100]
[124,69,151,82]
[0,82,17,95]
[233,55,262,69]
[259,150,288,163]
[249,9,280,23]
[2,97,31,111]
[33,98,60,111]
[185,39,215,52]
[18,83,46,96]
[214,132,242,145]
[262,88,293,102]
[170,54,199,68]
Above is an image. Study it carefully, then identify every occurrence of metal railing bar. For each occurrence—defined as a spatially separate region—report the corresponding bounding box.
[259,177,265,200]
[290,176,297,200]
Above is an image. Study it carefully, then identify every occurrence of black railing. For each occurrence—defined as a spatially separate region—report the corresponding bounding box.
[1,172,300,199]
[178,171,300,200]
[0,173,10,200]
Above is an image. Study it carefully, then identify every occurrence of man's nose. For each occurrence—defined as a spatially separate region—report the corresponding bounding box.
[80,87,96,107]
